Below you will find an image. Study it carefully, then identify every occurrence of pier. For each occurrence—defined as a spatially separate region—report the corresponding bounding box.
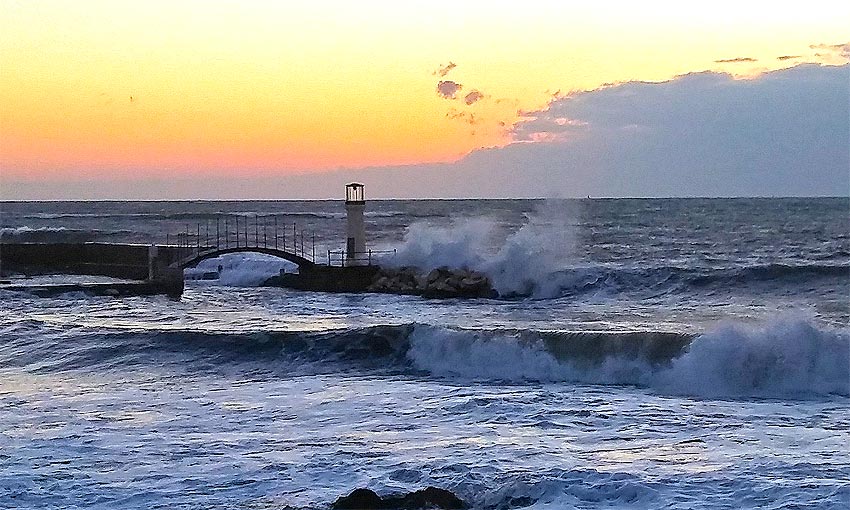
[0,184,392,298]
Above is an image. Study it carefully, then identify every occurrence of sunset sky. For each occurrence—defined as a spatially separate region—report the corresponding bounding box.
[1,0,848,198]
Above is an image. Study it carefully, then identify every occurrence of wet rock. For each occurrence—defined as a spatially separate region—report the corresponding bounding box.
[331,486,467,509]
[367,266,496,299]
[332,488,384,509]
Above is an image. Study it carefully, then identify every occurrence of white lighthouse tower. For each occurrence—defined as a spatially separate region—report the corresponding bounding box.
[345,183,366,264]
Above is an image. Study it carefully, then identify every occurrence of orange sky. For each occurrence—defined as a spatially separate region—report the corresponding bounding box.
[1,0,848,182]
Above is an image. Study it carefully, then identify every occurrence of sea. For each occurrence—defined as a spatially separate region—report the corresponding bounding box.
[1,197,848,509]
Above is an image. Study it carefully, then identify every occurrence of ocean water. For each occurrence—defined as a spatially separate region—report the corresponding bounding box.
[1,198,848,509]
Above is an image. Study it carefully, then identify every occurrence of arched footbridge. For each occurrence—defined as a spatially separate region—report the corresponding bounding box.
[158,215,391,275]
[173,246,315,270]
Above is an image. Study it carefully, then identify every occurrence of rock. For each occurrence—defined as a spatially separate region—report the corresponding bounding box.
[391,486,467,509]
[434,280,454,293]
[104,288,119,296]
[367,265,495,299]
[415,274,428,289]
[331,486,467,509]
[459,277,479,288]
[332,488,384,509]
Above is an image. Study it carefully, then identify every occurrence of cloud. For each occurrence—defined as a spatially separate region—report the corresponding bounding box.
[810,42,850,55]
[512,116,587,142]
[485,63,849,197]
[434,62,457,77]
[436,80,462,99]
[463,90,484,105]
[777,55,801,61]
[446,108,478,126]
[714,57,757,63]
[7,64,847,199]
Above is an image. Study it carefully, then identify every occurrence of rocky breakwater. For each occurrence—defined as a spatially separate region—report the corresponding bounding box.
[367,266,497,298]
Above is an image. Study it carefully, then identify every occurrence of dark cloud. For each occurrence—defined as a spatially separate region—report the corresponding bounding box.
[714,57,757,63]
[494,64,849,196]
[777,55,801,61]
[463,90,484,105]
[436,80,462,99]
[434,62,457,77]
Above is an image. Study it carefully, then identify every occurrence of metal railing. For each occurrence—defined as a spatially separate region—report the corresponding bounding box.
[162,215,396,267]
[165,215,317,263]
[326,249,397,267]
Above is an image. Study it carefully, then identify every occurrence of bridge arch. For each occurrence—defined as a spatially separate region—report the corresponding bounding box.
[173,247,315,270]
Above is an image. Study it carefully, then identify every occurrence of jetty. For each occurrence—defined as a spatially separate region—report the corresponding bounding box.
[1,184,494,298]
[1,184,493,298]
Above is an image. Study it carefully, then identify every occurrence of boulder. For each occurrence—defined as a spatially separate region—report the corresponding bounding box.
[331,486,467,509]
[332,488,384,509]
[367,266,495,299]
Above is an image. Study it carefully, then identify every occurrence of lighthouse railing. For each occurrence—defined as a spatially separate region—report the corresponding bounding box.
[326,249,396,267]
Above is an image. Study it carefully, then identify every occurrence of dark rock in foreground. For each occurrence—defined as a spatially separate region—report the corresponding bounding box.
[332,486,466,510]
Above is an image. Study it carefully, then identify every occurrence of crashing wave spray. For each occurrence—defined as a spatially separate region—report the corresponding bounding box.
[185,253,298,287]
[392,200,579,297]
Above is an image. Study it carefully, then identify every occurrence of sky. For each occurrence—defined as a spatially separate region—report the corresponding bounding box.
[1,0,848,199]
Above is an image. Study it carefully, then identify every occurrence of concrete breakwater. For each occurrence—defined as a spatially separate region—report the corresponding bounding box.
[1,280,184,298]
[1,242,184,297]
[2,242,149,279]
[1,242,494,300]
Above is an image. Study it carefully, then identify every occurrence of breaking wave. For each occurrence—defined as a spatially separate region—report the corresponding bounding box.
[390,215,847,298]
[407,320,849,398]
[184,252,298,286]
[392,201,579,298]
[5,319,846,399]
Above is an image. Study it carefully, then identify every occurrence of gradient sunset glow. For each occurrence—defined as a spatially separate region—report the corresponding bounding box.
[1,0,848,196]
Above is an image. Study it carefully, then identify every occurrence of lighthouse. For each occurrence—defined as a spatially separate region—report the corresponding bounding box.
[345,183,366,264]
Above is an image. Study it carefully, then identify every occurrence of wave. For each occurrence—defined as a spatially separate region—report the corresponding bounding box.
[390,207,847,299]
[4,319,846,399]
[392,201,579,298]
[185,251,299,286]
[535,262,849,300]
[0,226,96,243]
[408,320,849,398]
[20,212,163,220]
[689,263,849,286]
[17,211,350,221]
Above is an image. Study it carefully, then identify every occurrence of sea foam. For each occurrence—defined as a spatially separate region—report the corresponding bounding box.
[186,252,298,286]
[393,201,579,298]
[407,320,849,398]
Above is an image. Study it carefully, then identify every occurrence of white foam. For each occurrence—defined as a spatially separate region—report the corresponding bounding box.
[479,471,660,509]
[407,320,850,398]
[185,253,298,287]
[392,200,579,297]
[0,226,68,235]
[656,319,850,398]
